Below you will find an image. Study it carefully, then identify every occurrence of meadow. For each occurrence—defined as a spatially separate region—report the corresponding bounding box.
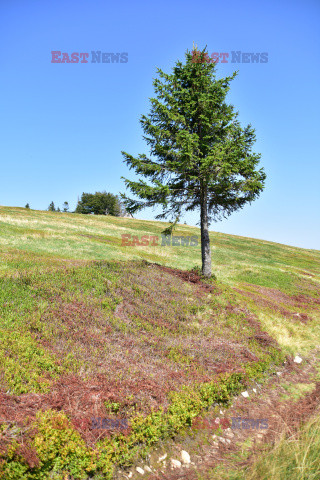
[0,206,319,479]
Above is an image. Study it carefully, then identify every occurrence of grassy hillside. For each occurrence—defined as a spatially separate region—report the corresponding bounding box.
[1,206,319,286]
[0,206,319,479]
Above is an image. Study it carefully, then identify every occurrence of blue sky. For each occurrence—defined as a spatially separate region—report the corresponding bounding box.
[1,0,319,249]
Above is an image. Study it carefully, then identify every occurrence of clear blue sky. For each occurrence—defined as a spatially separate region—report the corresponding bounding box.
[1,0,319,249]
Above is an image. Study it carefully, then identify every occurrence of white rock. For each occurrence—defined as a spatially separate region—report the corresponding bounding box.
[136,467,144,475]
[220,409,224,415]
[219,437,228,444]
[181,450,191,464]
[171,459,182,468]
[294,355,302,363]
[276,372,282,376]
[144,466,152,472]
[253,388,257,393]
[241,391,249,398]
[127,473,133,479]
[158,453,167,462]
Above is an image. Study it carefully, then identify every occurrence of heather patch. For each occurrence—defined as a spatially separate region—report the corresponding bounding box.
[0,207,319,478]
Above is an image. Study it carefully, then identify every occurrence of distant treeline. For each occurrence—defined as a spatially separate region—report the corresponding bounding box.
[25,191,131,217]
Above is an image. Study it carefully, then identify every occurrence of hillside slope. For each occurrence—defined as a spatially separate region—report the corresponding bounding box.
[0,206,319,479]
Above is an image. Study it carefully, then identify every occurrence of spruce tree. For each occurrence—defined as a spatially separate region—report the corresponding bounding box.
[121,46,266,277]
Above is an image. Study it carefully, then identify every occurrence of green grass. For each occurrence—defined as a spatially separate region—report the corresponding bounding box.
[0,206,319,479]
[232,413,320,480]
[1,206,319,289]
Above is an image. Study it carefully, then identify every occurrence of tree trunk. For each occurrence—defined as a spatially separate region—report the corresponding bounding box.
[200,180,212,277]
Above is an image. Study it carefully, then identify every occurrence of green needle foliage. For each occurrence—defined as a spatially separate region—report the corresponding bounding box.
[48,201,56,212]
[121,45,266,277]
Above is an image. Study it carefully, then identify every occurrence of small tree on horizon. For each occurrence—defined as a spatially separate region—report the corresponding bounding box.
[75,191,122,216]
[48,201,56,212]
[25,203,30,209]
[63,201,69,212]
[121,46,266,277]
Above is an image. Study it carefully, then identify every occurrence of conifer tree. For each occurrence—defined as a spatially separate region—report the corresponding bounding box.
[121,46,266,277]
